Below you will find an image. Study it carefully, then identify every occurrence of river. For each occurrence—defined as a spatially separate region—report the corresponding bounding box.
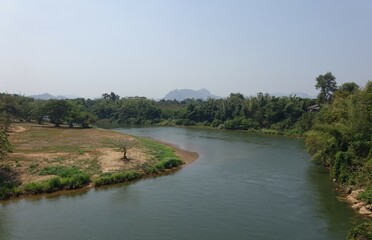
[0,127,362,240]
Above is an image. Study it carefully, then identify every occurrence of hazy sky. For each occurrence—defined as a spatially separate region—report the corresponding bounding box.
[1,0,371,99]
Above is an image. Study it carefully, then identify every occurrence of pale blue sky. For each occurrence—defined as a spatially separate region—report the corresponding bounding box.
[1,0,371,99]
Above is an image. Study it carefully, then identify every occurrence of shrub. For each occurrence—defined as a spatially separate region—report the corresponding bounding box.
[358,187,372,204]
[61,173,90,190]
[23,173,91,194]
[145,158,183,174]
[331,151,352,184]
[94,170,142,187]
[347,222,372,240]
[0,184,20,200]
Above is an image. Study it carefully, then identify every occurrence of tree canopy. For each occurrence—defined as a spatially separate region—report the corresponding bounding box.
[315,72,337,104]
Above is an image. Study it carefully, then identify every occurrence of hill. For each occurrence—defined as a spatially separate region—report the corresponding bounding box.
[163,88,219,101]
[28,93,75,100]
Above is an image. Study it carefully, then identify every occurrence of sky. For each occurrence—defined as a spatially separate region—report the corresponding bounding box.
[1,0,371,99]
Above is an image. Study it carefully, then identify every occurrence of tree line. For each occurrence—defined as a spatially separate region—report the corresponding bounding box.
[1,72,371,238]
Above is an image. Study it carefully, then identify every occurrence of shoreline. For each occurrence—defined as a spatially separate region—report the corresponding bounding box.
[344,189,372,218]
[0,123,199,202]
[151,139,199,165]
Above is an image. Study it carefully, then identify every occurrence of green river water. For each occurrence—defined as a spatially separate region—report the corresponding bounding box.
[0,127,362,240]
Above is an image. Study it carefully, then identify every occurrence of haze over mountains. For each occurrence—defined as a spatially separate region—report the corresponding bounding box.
[163,88,220,101]
[27,90,315,101]
[163,88,315,101]
[28,93,76,100]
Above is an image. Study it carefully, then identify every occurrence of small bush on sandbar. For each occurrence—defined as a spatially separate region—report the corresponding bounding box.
[145,158,183,174]
[94,170,142,187]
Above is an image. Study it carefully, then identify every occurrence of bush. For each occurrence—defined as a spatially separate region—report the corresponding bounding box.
[0,130,13,160]
[347,221,372,240]
[0,184,20,200]
[145,158,183,174]
[23,173,91,194]
[358,187,372,204]
[94,170,142,187]
[331,151,352,184]
[61,173,90,190]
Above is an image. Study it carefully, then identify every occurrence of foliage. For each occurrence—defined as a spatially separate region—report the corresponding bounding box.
[0,130,12,160]
[0,184,20,199]
[23,173,90,194]
[358,187,372,204]
[306,81,372,187]
[93,170,142,187]
[145,158,183,174]
[347,221,372,240]
[315,72,337,104]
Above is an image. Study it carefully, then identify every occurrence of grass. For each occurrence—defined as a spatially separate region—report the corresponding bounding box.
[347,221,372,240]
[22,173,91,194]
[93,170,142,187]
[39,165,83,178]
[137,137,184,173]
[0,123,187,200]
[358,187,372,204]
[139,138,179,162]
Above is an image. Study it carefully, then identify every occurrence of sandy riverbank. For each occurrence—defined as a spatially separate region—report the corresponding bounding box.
[0,123,199,200]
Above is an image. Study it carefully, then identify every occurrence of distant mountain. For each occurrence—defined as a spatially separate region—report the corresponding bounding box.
[28,93,76,100]
[163,88,219,101]
[271,92,315,99]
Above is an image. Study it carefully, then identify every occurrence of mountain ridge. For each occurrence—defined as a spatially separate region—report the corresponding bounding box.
[163,88,219,101]
[28,93,77,100]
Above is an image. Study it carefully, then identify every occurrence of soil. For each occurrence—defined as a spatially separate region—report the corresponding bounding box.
[2,123,198,189]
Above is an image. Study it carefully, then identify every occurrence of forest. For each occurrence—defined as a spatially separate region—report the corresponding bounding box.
[1,73,371,238]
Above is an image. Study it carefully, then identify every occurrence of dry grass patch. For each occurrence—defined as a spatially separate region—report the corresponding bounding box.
[4,123,150,186]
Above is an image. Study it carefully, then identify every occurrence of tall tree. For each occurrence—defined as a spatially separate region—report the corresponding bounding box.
[315,72,337,104]
[43,100,72,127]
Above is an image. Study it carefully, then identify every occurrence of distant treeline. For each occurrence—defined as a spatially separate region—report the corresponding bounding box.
[0,91,318,134]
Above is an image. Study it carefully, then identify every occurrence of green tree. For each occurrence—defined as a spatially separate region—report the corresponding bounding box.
[339,82,359,94]
[315,72,337,104]
[43,100,72,127]
[0,130,12,160]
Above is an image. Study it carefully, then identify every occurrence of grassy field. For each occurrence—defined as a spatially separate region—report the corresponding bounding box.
[0,123,184,199]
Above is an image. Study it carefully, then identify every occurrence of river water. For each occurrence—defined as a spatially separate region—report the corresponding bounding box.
[0,127,362,240]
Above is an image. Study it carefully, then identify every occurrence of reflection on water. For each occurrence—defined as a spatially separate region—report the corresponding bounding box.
[0,127,362,240]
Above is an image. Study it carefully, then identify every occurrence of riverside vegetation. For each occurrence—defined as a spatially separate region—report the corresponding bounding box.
[0,72,371,239]
[0,124,183,199]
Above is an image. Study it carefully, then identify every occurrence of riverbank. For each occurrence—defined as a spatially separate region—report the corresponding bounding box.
[345,189,372,218]
[0,123,198,200]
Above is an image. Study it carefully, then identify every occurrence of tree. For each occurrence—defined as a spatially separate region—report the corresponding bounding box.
[43,100,72,127]
[315,72,337,104]
[338,82,359,94]
[0,94,20,130]
[106,138,136,160]
[0,130,12,161]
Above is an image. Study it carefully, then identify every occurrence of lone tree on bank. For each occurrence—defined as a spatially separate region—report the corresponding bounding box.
[106,138,136,160]
[315,72,337,104]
